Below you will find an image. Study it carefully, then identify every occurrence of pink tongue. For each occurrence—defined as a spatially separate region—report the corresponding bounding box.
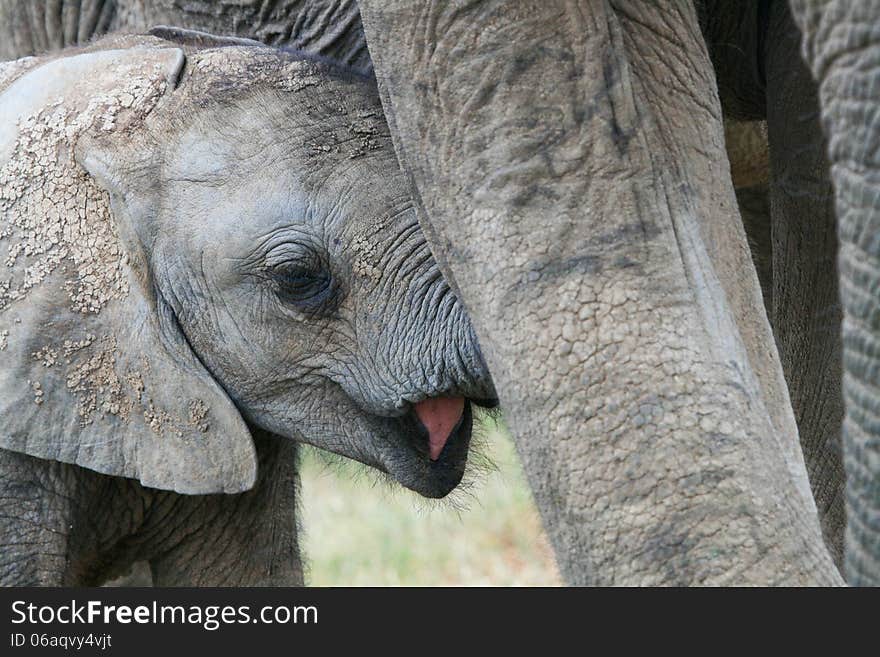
[414,397,465,461]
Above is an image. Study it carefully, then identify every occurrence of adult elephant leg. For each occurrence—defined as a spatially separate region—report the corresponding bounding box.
[724,120,773,309]
[791,0,880,585]
[735,184,773,309]
[765,0,845,566]
[360,0,841,584]
[707,1,844,566]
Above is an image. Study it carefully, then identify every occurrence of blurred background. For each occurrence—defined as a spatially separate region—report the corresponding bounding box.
[300,413,561,586]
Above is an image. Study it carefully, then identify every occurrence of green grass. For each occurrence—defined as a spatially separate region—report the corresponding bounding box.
[299,414,561,586]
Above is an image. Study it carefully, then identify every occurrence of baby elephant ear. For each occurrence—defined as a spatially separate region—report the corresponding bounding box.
[0,45,257,494]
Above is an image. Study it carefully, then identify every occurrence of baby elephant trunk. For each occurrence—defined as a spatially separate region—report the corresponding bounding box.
[407,306,496,459]
[424,299,496,402]
[370,278,497,418]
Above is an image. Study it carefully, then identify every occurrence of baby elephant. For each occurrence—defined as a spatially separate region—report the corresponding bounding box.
[0,31,496,585]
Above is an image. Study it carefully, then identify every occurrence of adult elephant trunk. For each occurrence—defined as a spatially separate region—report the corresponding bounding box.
[360,0,841,584]
[790,0,880,585]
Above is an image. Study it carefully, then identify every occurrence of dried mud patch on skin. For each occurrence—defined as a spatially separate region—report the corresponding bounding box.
[29,380,43,405]
[188,399,210,433]
[347,111,383,159]
[186,48,323,97]
[351,234,382,282]
[0,62,176,314]
[63,335,132,424]
[0,52,207,436]
[32,345,58,367]
[0,57,40,91]
[28,329,212,437]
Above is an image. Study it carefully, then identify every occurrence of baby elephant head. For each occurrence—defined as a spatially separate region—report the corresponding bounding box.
[0,35,496,498]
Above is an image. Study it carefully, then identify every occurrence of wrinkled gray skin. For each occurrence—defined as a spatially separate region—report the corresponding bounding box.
[790,0,880,585]
[0,0,371,71]
[115,0,874,586]
[1,430,301,585]
[704,0,845,566]
[358,0,851,585]
[0,35,493,585]
[0,0,858,584]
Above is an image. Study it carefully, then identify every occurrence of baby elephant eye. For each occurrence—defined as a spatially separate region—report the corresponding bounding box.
[272,266,334,309]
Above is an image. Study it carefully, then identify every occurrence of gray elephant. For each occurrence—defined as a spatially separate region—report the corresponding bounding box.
[0,33,495,585]
[0,1,867,585]
[134,0,878,583]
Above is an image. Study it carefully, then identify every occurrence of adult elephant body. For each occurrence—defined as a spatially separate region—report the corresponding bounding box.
[357,1,843,585]
[0,0,370,70]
